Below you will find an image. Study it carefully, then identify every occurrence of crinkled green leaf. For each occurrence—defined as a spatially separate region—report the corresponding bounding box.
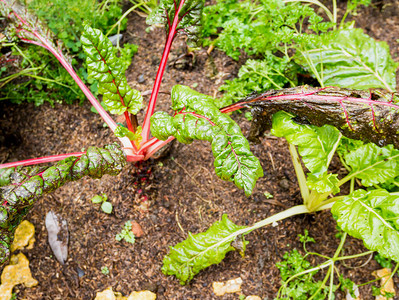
[271,111,341,176]
[297,28,397,91]
[150,85,263,196]
[332,189,399,262]
[162,214,247,284]
[147,0,205,46]
[307,172,339,194]
[344,144,399,186]
[81,25,142,115]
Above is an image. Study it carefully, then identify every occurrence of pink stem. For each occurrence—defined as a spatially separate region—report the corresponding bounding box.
[0,152,85,169]
[141,0,186,145]
[143,137,175,160]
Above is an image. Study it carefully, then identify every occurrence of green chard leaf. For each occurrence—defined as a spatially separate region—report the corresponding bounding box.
[344,143,399,186]
[0,144,126,265]
[150,85,263,196]
[147,0,205,46]
[297,28,398,91]
[81,25,142,115]
[306,173,339,194]
[271,111,341,176]
[162,214,248,284]
[332,189,399,262]
[271,111,342,194]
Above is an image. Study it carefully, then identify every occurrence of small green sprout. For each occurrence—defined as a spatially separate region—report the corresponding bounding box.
[91,193,113,214]
[264,192,273,199]
[116,221,136,244]
[101,266,109,275]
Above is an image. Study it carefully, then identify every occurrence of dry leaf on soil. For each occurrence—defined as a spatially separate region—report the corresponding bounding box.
[212,277,243,296]
[94,287,156,300]
[245,296,262,300]
[10,220,35,252]
[0,253,38,299]
[45,211,69,265]
[373,268,395,300]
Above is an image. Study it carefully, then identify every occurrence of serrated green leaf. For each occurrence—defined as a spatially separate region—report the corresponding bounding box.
[147,0,205,46]
[297,28,397,91]
[162,214,247,284]
[150,85,263,196]
[81,25,142,115]
[344,144,399,186]
[332,189,399,262]
[307,172,339,194]
[271,111,341,176]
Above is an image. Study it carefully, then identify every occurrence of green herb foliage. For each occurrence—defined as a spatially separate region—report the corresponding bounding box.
[276,249,333,299]
[1,0,137,106]
[202,0,386,106]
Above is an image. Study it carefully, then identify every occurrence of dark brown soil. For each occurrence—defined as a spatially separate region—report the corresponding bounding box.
[1,1,399,299]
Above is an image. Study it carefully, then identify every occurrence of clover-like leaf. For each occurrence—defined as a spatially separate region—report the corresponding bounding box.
[81,25,142,115]
[162,214,247,284]
[150,85,263,196]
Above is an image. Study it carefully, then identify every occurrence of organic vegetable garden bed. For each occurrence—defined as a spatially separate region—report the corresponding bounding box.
[1,0,399,299]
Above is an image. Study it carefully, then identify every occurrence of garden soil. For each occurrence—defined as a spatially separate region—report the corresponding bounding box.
[1,1,399,299]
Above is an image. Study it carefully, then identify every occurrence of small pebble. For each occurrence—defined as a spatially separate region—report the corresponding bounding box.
[77,267,85,278]
[138,74,145,83]
[279,178,290,190]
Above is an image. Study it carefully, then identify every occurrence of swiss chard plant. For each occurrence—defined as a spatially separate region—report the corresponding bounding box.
[1,0,399,297]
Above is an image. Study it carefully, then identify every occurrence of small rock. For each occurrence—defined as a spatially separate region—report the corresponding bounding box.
[212,277,243,296]
[279,179,290,190]
[131,221,144,238]
[0,253,38,299]
[246,296,262,300]
[77,267,85,278]
[138,74,145,84]
[11,220,35,252]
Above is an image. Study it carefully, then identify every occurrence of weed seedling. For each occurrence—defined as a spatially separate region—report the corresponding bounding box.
[91,194,113,214]
[115,221,135,244]
[101,266,110,275]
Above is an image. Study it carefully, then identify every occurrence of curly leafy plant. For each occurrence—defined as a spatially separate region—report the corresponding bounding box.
[1,1,399,297]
